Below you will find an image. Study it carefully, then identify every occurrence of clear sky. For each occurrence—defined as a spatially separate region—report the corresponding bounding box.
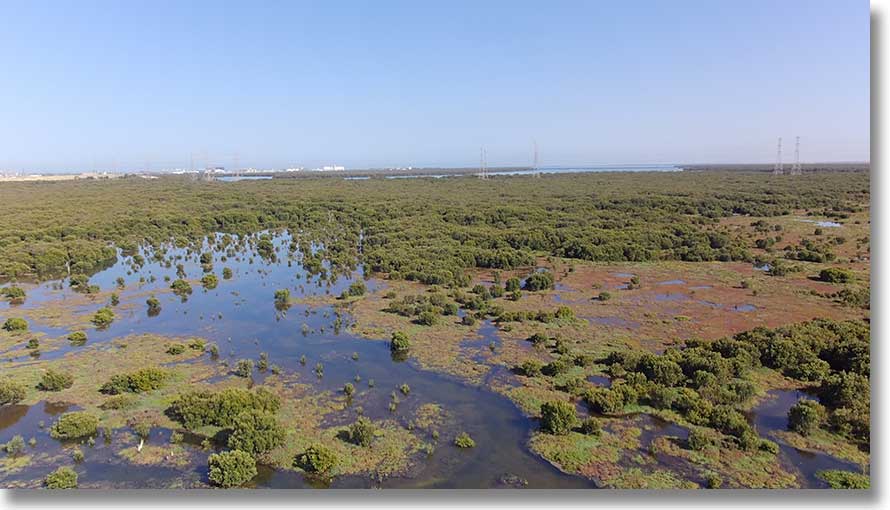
[0,0,870,172]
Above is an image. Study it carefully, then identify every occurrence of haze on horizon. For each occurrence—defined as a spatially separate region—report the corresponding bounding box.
[0,0,870,173]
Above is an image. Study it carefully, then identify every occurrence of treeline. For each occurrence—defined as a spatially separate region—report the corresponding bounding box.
[0,171,869,285]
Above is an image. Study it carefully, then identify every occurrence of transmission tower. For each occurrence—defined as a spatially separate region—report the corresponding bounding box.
[479,147,488,180]
[533,140,540,177]
[790,136,802,175]
[233,152,240,177]
[773,137,783,175]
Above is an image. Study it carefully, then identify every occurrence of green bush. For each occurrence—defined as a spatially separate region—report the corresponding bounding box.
[67,331,88,345]
[816,470,870,489]
[340,281,366,299]
[390,331,410,352]
[50,412,99,440]
[169,387,281,430]
[235,359,254,377]
[44,466,78,489]
[585,387,626,415]
[37,369,74,391]
[100,394,138,410]
[171,279,193,296]
[1,286,25,301]
[208,450,257,488]
[787,399,825,436]
[99,367,168,394]
[523,271,554,291]
[0,379,27,404]
[579,417,602,436]
[345,417,376,447]
[540,400,579,435]
[2,317,28,332]
[4,435,25,456]
[687,428,718,451]
[454,432,475,448]
[222,267,233,279]
[227,410,285,455]
[166,343,186,355]
[295,444,339,474]
[416,310,438,326]
[146,296,161,313]
[519,359,544,377]
[91,307,115,327]
[274,288,290,304]
[201,273,219,289]
[819,268,854,283]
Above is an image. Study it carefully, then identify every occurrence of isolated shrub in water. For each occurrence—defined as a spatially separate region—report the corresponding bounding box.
[390,331,410,352]
[38,369,74,391]
[235,359,254,377]
[523,271,554,291]
[0,379,27,404]
[4,435,25,456]
[44,466,78,489]
[787,399,825,436]
[171,279,193,296]
[2,317,28,332]
[67,331,87,345]
[540,400,578,435]
[454,432,475,448]
[201,273,218,289]
[208,450,257,488]
[50,412,99,440]
[295,444,339,474]
[146,296,161,314]
[91,307,115,327]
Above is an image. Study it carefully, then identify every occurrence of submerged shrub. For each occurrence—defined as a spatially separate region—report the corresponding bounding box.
[171,279,193,296]
[235,359,254,377]
[208,450,257,488]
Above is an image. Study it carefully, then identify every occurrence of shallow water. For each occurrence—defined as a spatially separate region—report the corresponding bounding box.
[0,231,594,489]
[748,389,865,488]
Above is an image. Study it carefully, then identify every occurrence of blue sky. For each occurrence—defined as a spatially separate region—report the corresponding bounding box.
[0,0,870,172]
